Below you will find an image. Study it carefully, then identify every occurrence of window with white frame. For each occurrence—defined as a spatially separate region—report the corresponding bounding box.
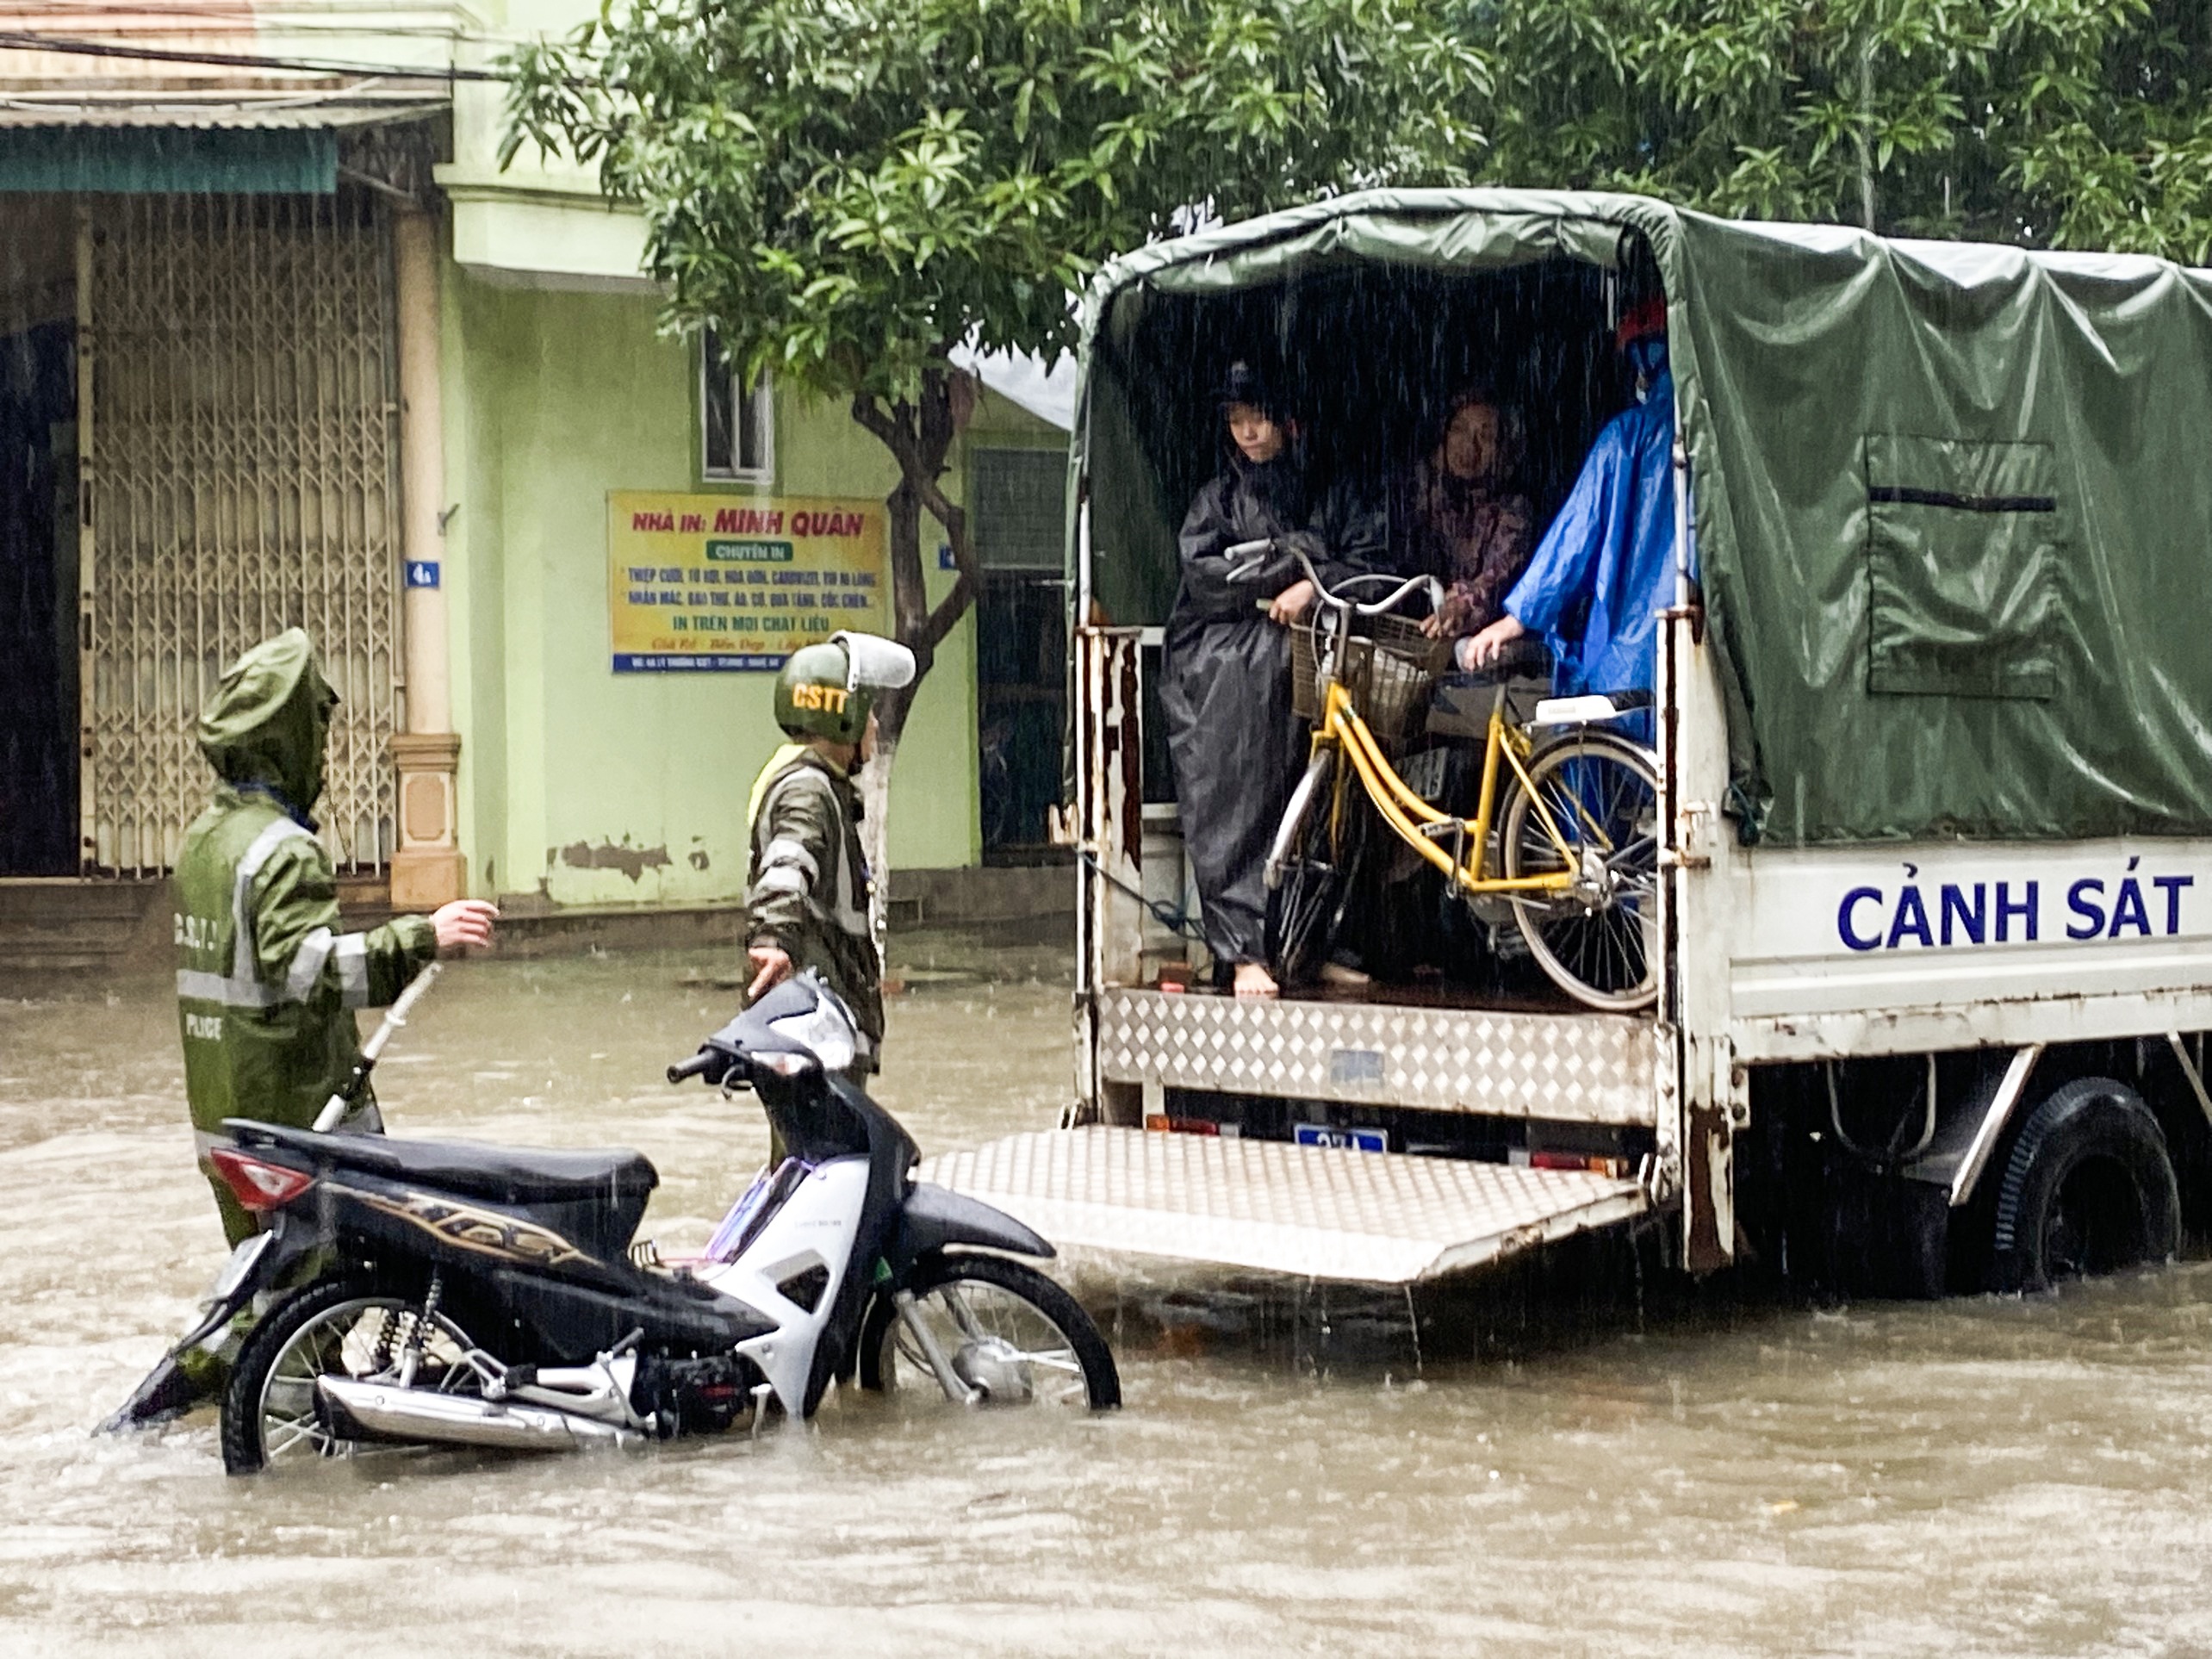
[701,326,774,482]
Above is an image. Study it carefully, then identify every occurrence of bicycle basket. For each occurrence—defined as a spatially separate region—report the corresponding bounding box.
[1291,612,1451,746]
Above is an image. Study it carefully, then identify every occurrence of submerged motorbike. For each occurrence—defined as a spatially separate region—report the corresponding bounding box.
[191,972,1118,1474]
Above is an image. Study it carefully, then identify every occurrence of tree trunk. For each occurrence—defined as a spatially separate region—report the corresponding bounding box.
[855,726,899,963]
[848,365,978,956]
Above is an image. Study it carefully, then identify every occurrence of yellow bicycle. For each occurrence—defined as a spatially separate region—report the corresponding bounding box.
[1260,552,1660,1012]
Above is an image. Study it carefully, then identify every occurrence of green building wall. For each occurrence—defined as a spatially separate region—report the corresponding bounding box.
[439,260,1025,910]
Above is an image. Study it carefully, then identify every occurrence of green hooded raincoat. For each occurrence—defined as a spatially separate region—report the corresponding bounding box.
[175,630,438,1243]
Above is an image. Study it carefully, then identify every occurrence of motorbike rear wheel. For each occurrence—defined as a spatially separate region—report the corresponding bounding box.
[857,1253,1120,1411]
[221,1277,478,1475]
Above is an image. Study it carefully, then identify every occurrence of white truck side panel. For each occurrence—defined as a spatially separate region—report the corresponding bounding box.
[1670,643,2212,1064]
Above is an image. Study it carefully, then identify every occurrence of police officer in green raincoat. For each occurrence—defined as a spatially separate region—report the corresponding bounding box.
[175,629,499,1245]
[743,631,916,1078]
[109,631,498,1428]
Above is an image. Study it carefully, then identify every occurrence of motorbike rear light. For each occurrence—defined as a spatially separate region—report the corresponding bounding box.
[208,1146,315,1213]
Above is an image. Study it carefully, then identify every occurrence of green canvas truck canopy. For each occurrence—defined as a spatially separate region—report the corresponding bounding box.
[1072,189,2212,846]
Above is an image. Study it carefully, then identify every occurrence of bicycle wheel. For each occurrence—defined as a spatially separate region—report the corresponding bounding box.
[1500,730,1660,1011]
[1264,751,1362,985]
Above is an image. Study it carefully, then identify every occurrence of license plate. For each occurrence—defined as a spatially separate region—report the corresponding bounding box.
[1296,1123,1388,1153]
[208,1231,275,1302]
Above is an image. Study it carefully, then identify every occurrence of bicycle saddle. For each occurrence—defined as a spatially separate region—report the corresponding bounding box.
[1531,688,1655,727]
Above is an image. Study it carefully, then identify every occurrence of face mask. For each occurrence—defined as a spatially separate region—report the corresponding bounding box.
[1625,337,1668,386]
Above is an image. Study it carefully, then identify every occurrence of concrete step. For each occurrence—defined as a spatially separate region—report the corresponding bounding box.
[0,875,390,979]
[0,879,170,978]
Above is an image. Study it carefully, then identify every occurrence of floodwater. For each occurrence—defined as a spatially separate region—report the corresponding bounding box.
[3,933,2210,1657]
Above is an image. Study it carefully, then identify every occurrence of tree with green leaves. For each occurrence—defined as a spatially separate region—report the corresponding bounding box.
[506,0,1486,878]
[1473,0,2212,260]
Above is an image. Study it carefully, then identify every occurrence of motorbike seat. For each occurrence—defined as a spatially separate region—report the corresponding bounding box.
[229,1120,660,1213]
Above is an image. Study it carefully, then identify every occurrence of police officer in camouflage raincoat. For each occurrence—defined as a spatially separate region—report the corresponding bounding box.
[743,631,916,1078]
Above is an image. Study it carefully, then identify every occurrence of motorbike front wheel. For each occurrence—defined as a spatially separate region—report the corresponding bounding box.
[221,1276,478,1475]
[857,1253,1120,1411]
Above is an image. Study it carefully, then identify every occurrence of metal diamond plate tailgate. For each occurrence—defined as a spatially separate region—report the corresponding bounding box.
[1096,989,1658,1125]
[917,1128,1650,1285]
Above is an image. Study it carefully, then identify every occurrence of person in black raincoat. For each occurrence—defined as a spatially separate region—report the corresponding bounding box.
[1162,363,1385,996]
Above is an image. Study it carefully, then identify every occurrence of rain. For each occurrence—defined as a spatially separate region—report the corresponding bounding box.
[7,0,2212,1650]
[5,938,2212,1655]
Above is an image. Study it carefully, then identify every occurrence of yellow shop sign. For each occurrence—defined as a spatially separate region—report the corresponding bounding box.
[606,491,888,672]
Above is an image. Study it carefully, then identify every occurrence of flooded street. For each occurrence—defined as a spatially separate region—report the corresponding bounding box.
[3,938,2210,1656]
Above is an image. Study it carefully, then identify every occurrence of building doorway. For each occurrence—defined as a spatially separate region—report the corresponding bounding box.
[969,447,1068,861]
[0,201,78,875]
[0,191,405,880]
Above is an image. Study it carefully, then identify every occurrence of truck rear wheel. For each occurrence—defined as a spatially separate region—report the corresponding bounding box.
[1991,1078,2179,1294]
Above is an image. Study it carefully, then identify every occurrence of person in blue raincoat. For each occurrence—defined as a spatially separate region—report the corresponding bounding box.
[1462,298,1680,719]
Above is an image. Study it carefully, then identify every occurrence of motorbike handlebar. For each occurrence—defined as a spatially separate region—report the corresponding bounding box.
[667,1051,719,1085]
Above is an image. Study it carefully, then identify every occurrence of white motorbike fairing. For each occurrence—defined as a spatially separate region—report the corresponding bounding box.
[706,1155,872,1414]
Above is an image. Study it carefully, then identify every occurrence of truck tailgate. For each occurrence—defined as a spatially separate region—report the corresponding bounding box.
[917,1127,1652,1285]
[1097,989,1659,1124]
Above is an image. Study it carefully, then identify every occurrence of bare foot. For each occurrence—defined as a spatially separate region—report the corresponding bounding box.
[1232,961,1278,998]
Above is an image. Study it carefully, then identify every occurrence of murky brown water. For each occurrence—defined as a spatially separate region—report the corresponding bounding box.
[4,935,2210,1656]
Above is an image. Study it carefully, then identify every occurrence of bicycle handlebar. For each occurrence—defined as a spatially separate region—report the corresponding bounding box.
[1221,537,1443,621]
[1289,549,1443,620]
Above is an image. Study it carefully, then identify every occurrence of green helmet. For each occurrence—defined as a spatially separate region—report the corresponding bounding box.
[774,631,916,745]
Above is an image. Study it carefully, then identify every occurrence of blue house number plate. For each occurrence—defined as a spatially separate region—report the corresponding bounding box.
[1295,1124,1388,1153]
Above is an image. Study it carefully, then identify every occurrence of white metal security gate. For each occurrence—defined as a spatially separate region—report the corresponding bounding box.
[80,193,401,875]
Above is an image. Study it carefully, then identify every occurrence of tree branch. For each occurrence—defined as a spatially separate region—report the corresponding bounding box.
[852,375,982,662]
[848,390,907,461]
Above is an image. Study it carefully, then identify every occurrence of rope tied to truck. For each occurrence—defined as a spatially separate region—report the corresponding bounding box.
[1077,847,1204,943]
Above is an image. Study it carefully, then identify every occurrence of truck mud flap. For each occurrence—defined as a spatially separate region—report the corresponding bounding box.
[918,1128,1654,1285]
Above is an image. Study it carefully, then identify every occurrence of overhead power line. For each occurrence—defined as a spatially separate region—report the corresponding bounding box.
[0,30,519,83]
[0,3,528,38]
